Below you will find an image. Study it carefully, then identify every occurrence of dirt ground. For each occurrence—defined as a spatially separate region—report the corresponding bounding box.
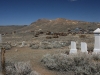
[3,34,94,75]
[5,47,68,75]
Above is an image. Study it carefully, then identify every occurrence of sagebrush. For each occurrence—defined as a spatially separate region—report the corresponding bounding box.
[6,61,40,75]
[41,53,100,75]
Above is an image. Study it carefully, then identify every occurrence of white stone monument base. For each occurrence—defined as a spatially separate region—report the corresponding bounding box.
[81,51,88,53]
[93,49,100,54]
[69,49,77,54]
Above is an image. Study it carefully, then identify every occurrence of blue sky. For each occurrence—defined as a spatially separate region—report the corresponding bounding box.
[0,0,100,25]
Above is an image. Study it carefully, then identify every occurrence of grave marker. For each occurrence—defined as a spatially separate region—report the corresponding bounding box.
[93,28,100,54]
[81,42,88,53]
[69,41,77,54]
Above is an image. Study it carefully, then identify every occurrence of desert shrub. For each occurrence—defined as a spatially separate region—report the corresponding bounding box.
[52,41,62,48]
[79,34,87,38]
[40,41,69,49]
[92,54,100,61]
[87,43,94,54]
[56,71,74,75]
[6,61,40,75]
[30,43,39,49]
[41,53,76,71]
[41,42,53,49]
[4,44,12,50]
[41,53,100,75]
[65,50,69,55]
[46,36,52,39]
[0,43,12,50]
[60,41,70,47]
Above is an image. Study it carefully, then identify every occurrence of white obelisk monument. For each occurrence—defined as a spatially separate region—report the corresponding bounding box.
[93,28,100,54]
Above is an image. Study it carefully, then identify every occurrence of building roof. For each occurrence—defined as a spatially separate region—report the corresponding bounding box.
[94,28,100,33]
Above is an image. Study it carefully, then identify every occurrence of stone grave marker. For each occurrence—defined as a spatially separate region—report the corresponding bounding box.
[81,42,88,53]
[69,41,77,54]
[93,28,100,54]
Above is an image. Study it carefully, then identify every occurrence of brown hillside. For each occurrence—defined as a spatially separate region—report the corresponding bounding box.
[18,18,100,33]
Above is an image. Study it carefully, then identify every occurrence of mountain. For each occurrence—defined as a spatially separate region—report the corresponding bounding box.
[18,18,100,33]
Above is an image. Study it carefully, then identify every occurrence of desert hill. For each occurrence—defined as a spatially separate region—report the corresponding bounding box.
[0,18,100,34]
[0,25,27,34]
[17,18,100,33]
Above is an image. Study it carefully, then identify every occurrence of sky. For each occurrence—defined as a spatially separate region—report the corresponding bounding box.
[0,0,100,25]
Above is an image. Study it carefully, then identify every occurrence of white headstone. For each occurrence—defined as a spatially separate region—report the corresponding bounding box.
[69,41,77,54]
[93,28,100,54]
[81,42,88,53]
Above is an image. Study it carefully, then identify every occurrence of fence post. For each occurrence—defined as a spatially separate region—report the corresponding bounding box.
[1,48,6,75]
[0,48,2,75]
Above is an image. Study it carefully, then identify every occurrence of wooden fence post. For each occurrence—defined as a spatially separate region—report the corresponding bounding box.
[0,48,2,75]
[1,48,6,75]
